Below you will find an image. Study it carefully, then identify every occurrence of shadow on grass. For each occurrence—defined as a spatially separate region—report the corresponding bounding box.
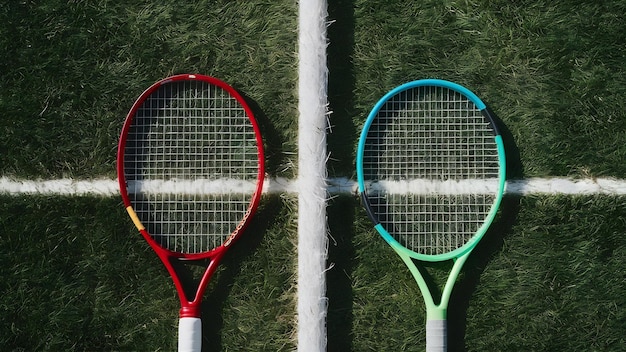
[447,109,523,352]
[327,0,357,178]
[392,109,522,351]
[327,196,358,352]
[167,197,281,352]
[241,91,287,177]
[202,90,285,351]
[171,92,283,351]
[326,0,357,351]
[199,195,283,351]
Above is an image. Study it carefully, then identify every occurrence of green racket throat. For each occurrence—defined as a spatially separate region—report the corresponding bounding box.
[396,244,470,321]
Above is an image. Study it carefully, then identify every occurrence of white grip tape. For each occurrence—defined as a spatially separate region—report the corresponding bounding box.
[178,317,202,352]
[426,319,447,352]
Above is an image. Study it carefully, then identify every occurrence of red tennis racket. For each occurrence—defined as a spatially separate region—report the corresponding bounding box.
[117,74,265,351]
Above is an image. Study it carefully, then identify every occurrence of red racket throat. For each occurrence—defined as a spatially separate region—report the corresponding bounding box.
[117,74,264,323]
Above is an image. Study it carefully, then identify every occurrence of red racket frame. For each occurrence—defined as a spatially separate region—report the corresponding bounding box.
[117,74,265,319]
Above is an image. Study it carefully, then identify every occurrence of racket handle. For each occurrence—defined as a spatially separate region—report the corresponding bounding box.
[426,319,447,352]
[178,317,202,352]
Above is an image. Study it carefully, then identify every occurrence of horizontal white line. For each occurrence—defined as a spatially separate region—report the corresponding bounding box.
[0,177,298,196]
[1,176,626,196]
[361,179,500,195]
[126,179,259,195]
[328,177,626,196]
[0,178,120,196]
[503,178,626,195]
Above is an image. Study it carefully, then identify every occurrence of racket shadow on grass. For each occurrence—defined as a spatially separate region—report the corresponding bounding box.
[443,108,522,352]
[374,108,522,352]
[192,195,283,351]
[194,93,285,352]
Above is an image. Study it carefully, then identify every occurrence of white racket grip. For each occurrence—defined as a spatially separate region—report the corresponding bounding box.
[178,317,202,352]
[426,319,447,352]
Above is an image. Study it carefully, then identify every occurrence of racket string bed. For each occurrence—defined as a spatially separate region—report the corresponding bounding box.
[362,86,500,256]
[123,80,258,254]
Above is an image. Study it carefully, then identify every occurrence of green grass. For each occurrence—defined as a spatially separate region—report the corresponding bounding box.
[0,195,296,351]
[0,196,174,350]
[327,0,626,178]
[2,0,626,351]
[465,195,626,351]
[0,0,297,179]
[327,195,626,351]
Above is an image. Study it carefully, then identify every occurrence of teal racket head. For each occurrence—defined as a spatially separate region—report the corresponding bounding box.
[356,79,506,261]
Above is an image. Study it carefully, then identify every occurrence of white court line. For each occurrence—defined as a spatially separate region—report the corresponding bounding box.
[0,177,294,196]
[297,0,329,350]
[2,176,626,196]
[329,177,626,195]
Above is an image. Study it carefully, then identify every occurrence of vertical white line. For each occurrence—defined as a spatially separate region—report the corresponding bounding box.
[297,0,329,351]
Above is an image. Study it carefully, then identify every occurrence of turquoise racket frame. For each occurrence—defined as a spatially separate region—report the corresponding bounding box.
[356,79,506,342]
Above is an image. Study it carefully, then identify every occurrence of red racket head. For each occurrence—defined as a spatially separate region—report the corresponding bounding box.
[117,74,265,258]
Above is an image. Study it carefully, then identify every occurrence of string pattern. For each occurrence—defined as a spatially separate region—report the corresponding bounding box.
[362,86,500,255]
[123,80,259,254]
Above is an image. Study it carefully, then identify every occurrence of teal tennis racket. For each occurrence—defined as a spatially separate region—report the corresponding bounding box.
[356,79,506,351]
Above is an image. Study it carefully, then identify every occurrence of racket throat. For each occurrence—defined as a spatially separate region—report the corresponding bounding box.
[164,256,222,319]
[179,305,202,318]
[414,262,447,305]
[400,256,455,319]
[425,305,447,321]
